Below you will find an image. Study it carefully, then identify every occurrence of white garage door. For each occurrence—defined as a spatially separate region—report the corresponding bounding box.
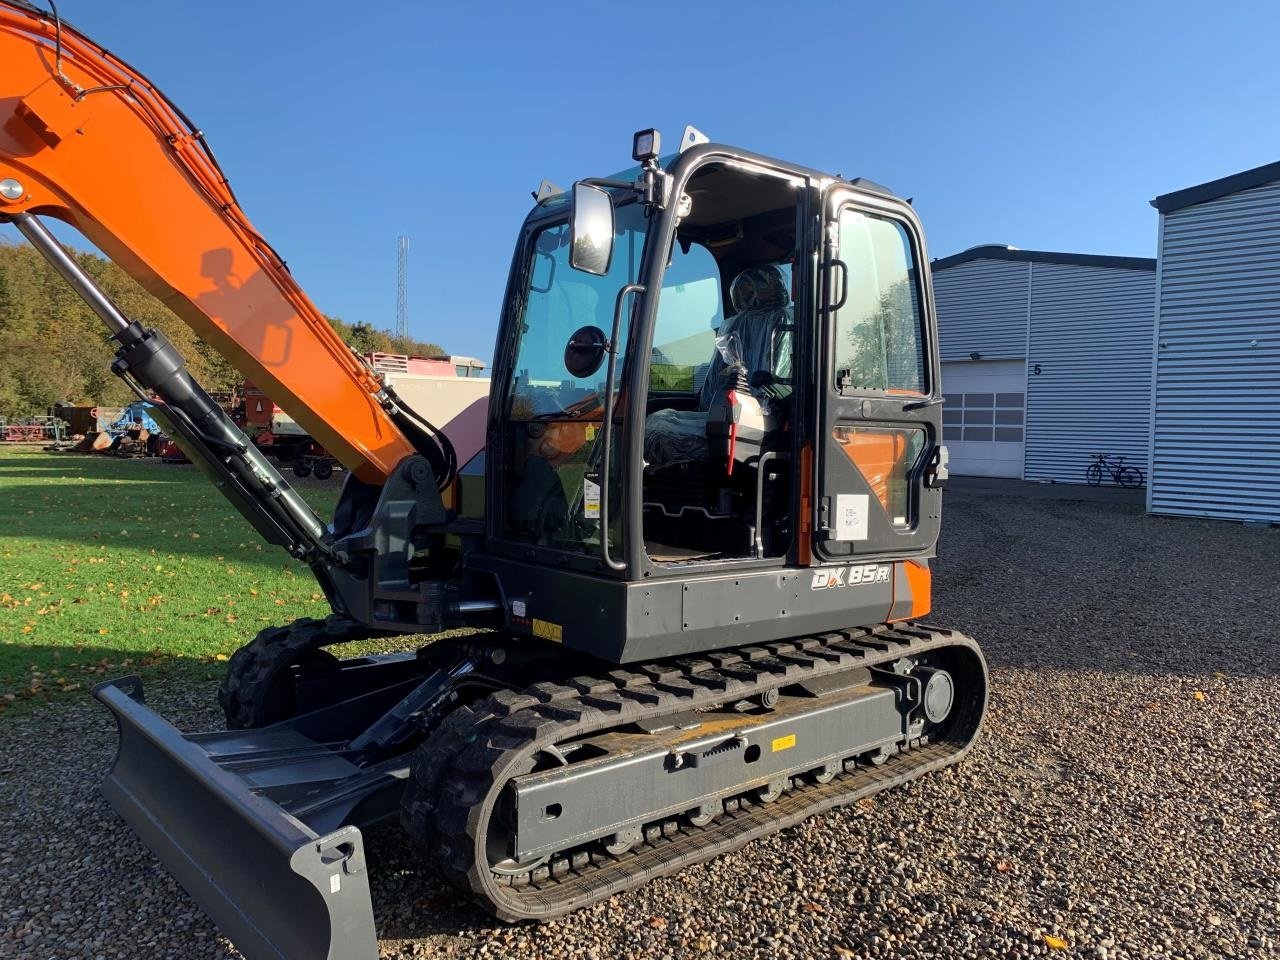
[941,360,1026,478]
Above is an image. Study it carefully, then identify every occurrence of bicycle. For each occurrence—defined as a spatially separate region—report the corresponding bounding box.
[1085,453,1145,488]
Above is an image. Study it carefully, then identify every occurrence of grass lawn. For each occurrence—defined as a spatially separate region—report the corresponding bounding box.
[0,446,353,714]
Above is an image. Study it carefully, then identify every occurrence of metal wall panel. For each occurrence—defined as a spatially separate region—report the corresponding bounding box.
[1025,264,1156,483]
[932,259,1029,361]
[1150,178,1280,522]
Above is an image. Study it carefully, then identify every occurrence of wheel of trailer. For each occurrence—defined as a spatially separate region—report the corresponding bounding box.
[292,456,311,478]
[1084,463,1102,486]
[313,459,334,481]
[1117,465,1144,489]
[486,746,569,878]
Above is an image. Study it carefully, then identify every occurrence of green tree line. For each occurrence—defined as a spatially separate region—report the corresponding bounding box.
[0,240,444,418]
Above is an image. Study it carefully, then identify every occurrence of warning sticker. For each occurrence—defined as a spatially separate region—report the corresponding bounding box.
[532,618,563,642]
[583,477,601,519]
[771,734,796,753]
[834,493,869,541]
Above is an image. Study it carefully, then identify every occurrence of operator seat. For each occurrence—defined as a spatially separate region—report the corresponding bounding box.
[644,264,793,468]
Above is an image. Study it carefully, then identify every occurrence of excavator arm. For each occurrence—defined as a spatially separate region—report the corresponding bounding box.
[0,0,416,484]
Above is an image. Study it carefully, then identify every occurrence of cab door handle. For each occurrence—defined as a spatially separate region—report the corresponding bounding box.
[902,396,943,411]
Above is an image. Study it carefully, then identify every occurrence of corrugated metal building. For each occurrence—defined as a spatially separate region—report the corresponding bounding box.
[1149,161,1280,523]
[932,246,1156,481]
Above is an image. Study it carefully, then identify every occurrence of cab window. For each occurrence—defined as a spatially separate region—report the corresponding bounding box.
[648,241,722,395]
[833,211,925,395]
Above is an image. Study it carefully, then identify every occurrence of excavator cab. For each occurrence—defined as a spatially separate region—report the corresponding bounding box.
[477,132,948,661]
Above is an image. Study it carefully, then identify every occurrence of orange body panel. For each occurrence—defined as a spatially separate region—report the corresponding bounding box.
[833,428,910,513]
[0,5,415,483]
[890,559,932,621]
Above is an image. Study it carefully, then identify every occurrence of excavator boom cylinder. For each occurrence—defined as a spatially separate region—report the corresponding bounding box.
[7,211,330,557]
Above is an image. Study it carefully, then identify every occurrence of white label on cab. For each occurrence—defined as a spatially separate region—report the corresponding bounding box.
[583,477,601,519]
[834,493,869,541]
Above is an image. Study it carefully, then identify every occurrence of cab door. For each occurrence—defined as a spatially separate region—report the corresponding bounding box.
[813,188,943,561]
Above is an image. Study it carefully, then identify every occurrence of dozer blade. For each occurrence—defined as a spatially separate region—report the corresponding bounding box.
[92,677,379,960]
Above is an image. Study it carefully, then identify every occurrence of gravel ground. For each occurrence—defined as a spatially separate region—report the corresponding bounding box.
[2,490,1277,960]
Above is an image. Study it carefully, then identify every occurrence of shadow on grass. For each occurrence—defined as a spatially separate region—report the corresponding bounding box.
[0,465,194,483]
[0,449,195,477]
[0,641,222,716]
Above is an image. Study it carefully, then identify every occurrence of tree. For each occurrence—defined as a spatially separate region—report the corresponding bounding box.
[0,239,456,419]
[840,278,923,393]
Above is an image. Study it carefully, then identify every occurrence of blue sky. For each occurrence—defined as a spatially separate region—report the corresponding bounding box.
[7,0,1280,361]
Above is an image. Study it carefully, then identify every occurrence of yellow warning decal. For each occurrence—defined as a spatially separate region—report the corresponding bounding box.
[771,733,796,752]
[532,618,563,642]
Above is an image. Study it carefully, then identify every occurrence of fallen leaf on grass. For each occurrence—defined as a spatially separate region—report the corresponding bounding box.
[97,628,109,635]
[213,654,229,662]
[1043,934,1069,950]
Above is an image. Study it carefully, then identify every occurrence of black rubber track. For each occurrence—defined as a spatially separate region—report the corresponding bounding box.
[217,615,372,728]
[402,622,987,922]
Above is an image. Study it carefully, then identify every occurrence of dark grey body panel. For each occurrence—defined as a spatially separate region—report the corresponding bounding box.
[512,682,902,859]
[469,553,894,662]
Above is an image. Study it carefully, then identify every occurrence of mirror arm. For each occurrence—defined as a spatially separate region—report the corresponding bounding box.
[581,178,634,190]
[599,282,645,573]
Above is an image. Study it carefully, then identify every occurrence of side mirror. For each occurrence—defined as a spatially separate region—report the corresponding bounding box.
[564,324,608,379]
[569,182,614,276]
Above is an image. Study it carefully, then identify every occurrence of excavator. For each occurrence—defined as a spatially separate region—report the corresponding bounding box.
[0,3,987,958]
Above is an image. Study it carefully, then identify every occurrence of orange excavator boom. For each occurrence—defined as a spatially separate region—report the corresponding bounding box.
[0,0,415,483]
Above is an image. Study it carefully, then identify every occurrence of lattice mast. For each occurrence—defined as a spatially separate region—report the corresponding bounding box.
[396,234,409,339]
